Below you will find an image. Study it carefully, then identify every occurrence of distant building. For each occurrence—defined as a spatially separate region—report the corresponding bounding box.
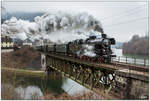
[23,38,33,46]
[1,36,14,49]
[33,39,41,46]
[13,38,24,48]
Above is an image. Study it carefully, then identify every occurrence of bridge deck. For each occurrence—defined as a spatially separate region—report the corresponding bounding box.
[45,53,148,81]
[45,52,117,70]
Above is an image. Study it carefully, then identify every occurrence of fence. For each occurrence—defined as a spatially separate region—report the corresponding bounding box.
[112,56,149,66]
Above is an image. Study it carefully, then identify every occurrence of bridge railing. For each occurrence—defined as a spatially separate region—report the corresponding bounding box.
[112,56,149,66]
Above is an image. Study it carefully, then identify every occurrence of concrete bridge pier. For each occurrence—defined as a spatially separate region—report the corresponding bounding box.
[114,70,149,99]
[41,53,47,71]
[41,53,59,79]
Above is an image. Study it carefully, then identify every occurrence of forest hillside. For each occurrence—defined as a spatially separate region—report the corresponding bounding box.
[122,35,149,55]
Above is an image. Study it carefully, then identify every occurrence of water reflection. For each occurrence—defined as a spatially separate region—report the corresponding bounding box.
[2,70,91,99]
[62,78,89,95]
[15,86,44,100]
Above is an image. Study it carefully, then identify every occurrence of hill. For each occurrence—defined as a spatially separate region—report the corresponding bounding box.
[122,35,149,55]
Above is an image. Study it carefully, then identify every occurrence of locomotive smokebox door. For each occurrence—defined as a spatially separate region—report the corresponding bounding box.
[41,53,46,71]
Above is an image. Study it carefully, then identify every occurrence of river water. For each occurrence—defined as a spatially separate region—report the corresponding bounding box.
[2,48,149,100]
[2,71,91,100]
[112,48,149,66]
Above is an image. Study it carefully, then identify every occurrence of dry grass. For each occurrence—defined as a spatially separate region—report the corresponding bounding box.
[2,69,20,100]
[2,46,40,69]
[44,91,103,100]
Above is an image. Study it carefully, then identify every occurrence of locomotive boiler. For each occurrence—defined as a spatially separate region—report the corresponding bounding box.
[36,33,116,63]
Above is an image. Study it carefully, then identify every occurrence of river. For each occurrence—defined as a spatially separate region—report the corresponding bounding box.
[2,70,91,100]
[112,48,149,66]
[2,48,149,100]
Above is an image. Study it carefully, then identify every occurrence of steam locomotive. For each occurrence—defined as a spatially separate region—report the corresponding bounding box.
[36,33,116,63]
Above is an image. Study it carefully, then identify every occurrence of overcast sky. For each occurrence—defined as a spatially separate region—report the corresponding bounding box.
[2,0,149,42]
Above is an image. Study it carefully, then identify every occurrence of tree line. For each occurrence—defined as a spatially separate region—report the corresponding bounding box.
[122,35,149,55]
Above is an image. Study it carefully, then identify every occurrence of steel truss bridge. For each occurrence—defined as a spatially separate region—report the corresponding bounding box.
[40,51,149,99]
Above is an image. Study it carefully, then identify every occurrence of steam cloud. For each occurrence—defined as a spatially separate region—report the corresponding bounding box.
[2,11,104,57]
[2,11,104,44]
[76,44,96,57]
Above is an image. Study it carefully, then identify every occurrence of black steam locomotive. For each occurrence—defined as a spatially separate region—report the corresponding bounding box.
[36,33,116,63]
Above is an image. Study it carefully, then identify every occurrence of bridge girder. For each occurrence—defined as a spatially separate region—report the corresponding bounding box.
[41,53,116,97]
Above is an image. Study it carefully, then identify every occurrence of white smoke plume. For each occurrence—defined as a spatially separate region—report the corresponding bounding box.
[2,11,103,45]
[82,44,96,57]
[76,44,96,57]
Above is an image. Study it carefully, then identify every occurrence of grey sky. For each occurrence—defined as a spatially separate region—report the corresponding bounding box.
[2,1,149,42]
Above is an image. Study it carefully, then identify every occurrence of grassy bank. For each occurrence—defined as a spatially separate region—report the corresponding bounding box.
[2,67,45,78]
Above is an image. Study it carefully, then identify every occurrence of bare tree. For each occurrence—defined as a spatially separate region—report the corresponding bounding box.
[122,34,149,55]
